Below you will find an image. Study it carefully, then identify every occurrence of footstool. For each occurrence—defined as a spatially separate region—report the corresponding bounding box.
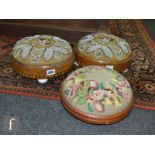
[10,35,74,83]
[60,66,134,124]
[74,33,133,72]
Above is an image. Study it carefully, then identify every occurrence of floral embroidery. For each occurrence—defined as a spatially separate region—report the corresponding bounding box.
[63,66,132,114]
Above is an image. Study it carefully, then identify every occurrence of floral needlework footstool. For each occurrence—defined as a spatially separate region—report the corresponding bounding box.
[60,66,134,124]
[10,35,74,83]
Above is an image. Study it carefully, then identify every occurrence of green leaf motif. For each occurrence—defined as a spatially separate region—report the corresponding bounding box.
[83,81,90,95]
[97,83,105,90]
[72,96,79,104]
[78,74,86,79]
[126,85,131,89]
[109,82,115,88]
[77,97,86,105]
[77,90,85,97]
[106,67,114,72]
[72,95,86,105]
[64,89,69,96]
[116,75,124,81]
[88,103,93,112]
[117,96,121,103]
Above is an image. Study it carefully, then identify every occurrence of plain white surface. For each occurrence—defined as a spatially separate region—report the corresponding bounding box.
[0,136,154,155]
[0,0,154,18]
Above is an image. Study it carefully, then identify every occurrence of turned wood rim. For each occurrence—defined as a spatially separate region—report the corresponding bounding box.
[10,53,75,79]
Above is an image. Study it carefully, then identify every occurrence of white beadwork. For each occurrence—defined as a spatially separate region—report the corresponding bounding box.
[53,36,72,53]
[117,41,129,54]
[14,44,32,59]
[44,47,54,61]
[78,33,131,60]
[12,35,72,64]
[56,46,68,54]
[53,52,63,61]
[87,45,112,58]
[79,35,94,45]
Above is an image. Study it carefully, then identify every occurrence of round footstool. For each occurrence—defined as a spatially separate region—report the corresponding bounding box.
[60,66,134,124]
[10,35,74,83]
[74,33,133,72]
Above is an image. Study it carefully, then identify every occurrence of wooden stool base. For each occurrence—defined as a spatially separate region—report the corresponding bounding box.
[10,56,74,79]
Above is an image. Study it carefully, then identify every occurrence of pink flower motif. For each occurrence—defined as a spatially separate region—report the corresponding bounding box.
[89,80,98,90]
[86,90,102,100]
[65,71,81,81]
[68,84,82,98]
[124,92,131,103]
[116,81,126,92]
[116,80,131,93]
[93,101,105,112]
[93,66,104,70]
[68,86,78,98]
[65,73,76,81]
[124,79,130,87]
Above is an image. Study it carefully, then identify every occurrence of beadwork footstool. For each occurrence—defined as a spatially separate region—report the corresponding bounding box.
[74,33,133,72]
[60,66,134,124]
[10,35,74,83]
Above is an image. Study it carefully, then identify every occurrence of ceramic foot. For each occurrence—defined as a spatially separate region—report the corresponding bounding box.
[74,61,79,67]
[123,69,128,73]
[106,65,113,70]
[37,79,48,84]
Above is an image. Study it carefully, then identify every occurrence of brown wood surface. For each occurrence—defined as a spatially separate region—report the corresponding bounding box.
[10,53,75,79]
[0,19,110,45]
[0,19,100,29]
[74,45,134,72]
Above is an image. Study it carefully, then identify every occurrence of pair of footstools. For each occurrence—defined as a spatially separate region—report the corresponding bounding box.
[10,33,134,124]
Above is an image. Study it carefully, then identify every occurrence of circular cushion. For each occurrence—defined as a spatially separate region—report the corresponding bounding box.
[74,33,133,72]
[60,66,134,124]
[10,35,74,79]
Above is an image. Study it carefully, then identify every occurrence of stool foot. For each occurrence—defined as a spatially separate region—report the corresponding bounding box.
[123,69,128,73]
[74,61,79,67]
[37,79,48,83]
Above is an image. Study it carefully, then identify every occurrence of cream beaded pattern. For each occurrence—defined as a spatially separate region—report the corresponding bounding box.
[12,35,72,63]
[78,33,131,60]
